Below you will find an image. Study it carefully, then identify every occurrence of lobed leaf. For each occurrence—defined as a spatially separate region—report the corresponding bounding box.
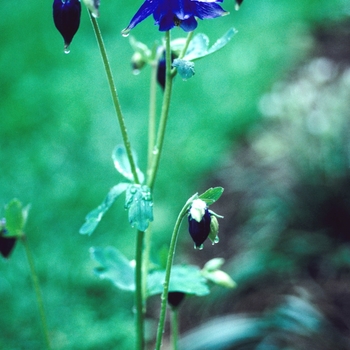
[199,187,224,205]
[183,28,237,61]
[147,265,210,297]
[172,59,195,80]
[112,145,144,183]
[79,183,129,235]
[125,184,153,231]
[90,246,135,291]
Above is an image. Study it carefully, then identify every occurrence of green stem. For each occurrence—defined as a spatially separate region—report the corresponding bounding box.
[21,236,51,350]
[171,308,179,350]
[147,58,159,177]
[146,31,173,190]
[89,11,140,184]
[135,230,145,350]
[154,195,195,350]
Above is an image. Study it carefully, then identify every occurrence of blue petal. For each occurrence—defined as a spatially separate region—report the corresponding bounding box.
[191,0,223,3]
[125,0,160,31]
[173,0,196,20]
[180,16,198,31]
[195,2,227,19]
[156,12,176,31]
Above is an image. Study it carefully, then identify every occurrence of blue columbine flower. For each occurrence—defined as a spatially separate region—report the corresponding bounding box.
[53,0,82,52]
[123,0,228,34]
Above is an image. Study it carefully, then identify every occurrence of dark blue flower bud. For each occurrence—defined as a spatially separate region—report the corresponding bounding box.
[167,291,185,309]
[188,199,211,249]
[235,0,244,10]
[157,52,177,90]
[53,0,82,53]
[0,228,16,258]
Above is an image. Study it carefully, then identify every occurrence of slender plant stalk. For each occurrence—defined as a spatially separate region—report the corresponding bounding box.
[147,59,159,176]
[21,236,51,350]
[88,11,140,185]
[147,31,173,190]
[135,230,145,350]
[154,195,195,350]
[89,10,146,348]
[170,308,179,350]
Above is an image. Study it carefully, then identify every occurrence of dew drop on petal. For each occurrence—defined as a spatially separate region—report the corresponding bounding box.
[64,45,70,54]
[121,28,130,37]
[213,236,220,244]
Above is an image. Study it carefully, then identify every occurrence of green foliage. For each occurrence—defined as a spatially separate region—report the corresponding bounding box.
[147,265,210,297]
[124,184,153,231]
[198,187,224,205]
[79,182,129,235]
[112,145,144,183]
[174,28,237,80]
[1,0,348,348]
[183,28,237,61]
[90,246,210,296]
[91,246,135,291]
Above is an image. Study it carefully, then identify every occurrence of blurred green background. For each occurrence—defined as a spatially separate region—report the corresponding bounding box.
[1,0,350,349]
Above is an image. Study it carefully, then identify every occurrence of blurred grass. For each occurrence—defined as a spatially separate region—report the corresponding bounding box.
[0,0,348,349]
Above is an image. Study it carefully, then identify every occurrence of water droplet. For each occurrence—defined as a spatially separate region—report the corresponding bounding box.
[213,237,220,244]
[133,69,140,76]
[121,28,130,37]
[152,146,159,155]
[64,44,70,54]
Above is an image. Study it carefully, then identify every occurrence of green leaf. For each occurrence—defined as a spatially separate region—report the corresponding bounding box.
[125,185,153,231]
[183,28,237,61]
[147,265,210,297]
[4,199,29,237]
[112,145,144,183]
[172,59,195,80]
[79,183,129,235]
[199,187,224,205]
[90,246,135,292]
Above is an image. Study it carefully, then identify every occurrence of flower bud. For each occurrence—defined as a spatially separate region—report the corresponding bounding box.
[188,199,211,249]
[235,0,244,10]
[0,221,16,258]
[167,291,185,309]
[53,0,82,53]
[131,52,146,74]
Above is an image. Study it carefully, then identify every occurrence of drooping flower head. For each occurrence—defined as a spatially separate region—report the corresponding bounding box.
[53,0,82,52]
[188,199,212,248]
[123,0,228,34]
[0,219,16,259]
[188,198,221,249]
